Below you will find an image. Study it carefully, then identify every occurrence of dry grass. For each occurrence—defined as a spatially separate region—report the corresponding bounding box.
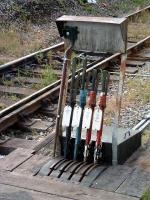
[0,25,50,64]
[142,130,150,145]
[128,22,150,41]
[128,10,150,41]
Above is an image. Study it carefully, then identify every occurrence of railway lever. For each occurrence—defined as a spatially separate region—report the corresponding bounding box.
[73,56,87,161]
[53,26,79,157]
[63,57,78,159]
[94,70,110,164]
[82,69,98,162]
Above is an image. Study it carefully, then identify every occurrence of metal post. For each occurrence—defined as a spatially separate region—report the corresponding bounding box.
[112,53,127,166]
[53,44,72,157]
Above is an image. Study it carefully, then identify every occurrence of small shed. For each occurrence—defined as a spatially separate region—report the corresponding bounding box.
[56,15,127,54]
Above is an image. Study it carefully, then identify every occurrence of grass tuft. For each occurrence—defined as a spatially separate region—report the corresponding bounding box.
[41,64,58,87]
[141,187,150,200]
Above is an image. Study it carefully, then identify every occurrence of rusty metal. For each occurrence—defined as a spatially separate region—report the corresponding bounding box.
[116,53,127,124]
[94,70,110,163]
[112,53,127,166]
[53,45,73,157]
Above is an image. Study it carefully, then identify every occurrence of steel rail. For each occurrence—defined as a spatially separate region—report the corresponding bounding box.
[0,42,64,71]
[0,36,150,132]
[126,5,150,19]
[0,58,103,118]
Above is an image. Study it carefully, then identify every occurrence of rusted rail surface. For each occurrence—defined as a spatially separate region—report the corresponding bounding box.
[0,36,150,132]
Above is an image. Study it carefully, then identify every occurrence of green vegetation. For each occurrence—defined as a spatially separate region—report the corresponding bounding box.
[132,0,148,6]
[11,2,31,24]
[41,64,58,87]
[31,64,58,90]
[112,0,150,13]
[57,0,67,10]
[9,94,18,101]
[141,187,150,200]
[78,0,97,13]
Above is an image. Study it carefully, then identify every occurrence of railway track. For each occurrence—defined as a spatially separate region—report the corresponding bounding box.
[0,43,64,110]
[0,5,150,110]
[0,6,149,200]
[0,35,149,151]
[0,3,149,176]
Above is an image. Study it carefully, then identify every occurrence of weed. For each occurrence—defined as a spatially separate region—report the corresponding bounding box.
[9,94,17,101]
[32,64,57,89]
[17,68,33,79]
[141,187,150,200]
[2,78,13,87]
[132,0,148,6]
[36,53,45,65]
[11,2,31,25]
[112,0,150,14]
[78,0,97,13]
[57,0,66,10]
[78,0,87,4]
[41,64,57,87]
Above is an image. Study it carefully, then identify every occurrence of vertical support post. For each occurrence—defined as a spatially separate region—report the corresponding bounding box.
[53,45,72,157]
[112,53,127,166]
